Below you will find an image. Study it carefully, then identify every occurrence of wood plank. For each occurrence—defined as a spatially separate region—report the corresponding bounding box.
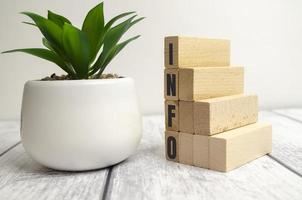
[0,121,109,199]
[179,94,258,135]
[164,36,230,68]
[209,123,272,172]
[197,94,258,135]
[179,132,193,165]
[179,67,244,101]
[179,101,194,133]
[0,121,20,155]
[259,110,302,174]
[193,123,272,172]
[193,134,208,168]
[273,108,302,122]
[107,115,302,200]
[0,144,109,200]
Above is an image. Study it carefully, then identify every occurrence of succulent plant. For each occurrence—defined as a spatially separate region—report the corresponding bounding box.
[2,2,144,79]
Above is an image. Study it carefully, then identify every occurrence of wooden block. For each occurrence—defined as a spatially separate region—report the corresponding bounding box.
[165,100,179,131]
[165,131,179,162]
[194,94,258,135]
[193,135,209,168]
[209,123,272,172]
[179,101,194,133]
[179,67,244,101]
[179,132,193,165]
[180,95,258,134]
[164,69,178,100]
[164,36,230,68]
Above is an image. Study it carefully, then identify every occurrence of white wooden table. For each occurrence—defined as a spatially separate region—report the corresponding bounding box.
[0,109,302,200]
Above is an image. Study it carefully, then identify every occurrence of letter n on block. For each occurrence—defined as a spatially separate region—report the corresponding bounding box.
[165,100,179,131]
[164,69,178,100]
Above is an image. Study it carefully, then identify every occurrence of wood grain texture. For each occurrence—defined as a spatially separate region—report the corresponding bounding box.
[106,115,302,200]
[260,110,302,175]
[210,123,272,172]
[1,111,302,199]
[195,94,258,135]
[193,135,208,168]
[179,132,193,165]
[180,95,258,134]
[165,100,179,131]
[179,101,194,133]
[179,67,244,101]
[164,69,178,100]
[0,121,20,155]
[164,36,230,68]
[0,144,109,200]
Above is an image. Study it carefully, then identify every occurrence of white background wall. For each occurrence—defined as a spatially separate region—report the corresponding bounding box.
[0,0,302,119]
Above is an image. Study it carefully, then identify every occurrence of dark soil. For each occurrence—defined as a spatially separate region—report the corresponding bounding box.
[41,73,121,81]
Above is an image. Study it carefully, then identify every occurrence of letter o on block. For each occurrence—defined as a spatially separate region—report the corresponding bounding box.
[167,136,177,159]
[165,131,179,162]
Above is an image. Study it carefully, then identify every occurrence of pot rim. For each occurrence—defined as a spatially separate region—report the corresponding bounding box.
[25,76,133,86]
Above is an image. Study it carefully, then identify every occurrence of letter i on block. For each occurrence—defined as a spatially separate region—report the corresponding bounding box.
[164,69,178,100]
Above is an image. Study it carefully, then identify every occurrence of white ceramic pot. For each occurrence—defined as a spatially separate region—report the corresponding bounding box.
[21,77,142,171]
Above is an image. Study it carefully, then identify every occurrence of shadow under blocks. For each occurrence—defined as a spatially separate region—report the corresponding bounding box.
[164,36,272,172]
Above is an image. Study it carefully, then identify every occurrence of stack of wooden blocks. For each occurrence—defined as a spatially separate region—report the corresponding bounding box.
[164,36,272,172]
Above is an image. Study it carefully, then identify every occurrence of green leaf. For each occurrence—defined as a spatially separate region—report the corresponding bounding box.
[22,12,71,64]
[2,48,75,76]
[62,23,90,79]
[104,35,140,66]
[22,12,63,48]
[48,10,71,28]
[130,17,145,26]
[22,21,36,26]
[82,2,104,62]
[42,38,55,51]
[101,15,135,61]
[90,35,140,76]
[42,38,76,75]
[91,15,143,75]
[96,35,140,75]
[103,16,143,56]
[8,6,144,79]
[104,11,135,32]
[93,15,143,68]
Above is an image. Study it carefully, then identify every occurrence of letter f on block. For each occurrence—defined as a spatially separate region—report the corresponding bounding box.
[167,73,176,96]
[168,104,176,127]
